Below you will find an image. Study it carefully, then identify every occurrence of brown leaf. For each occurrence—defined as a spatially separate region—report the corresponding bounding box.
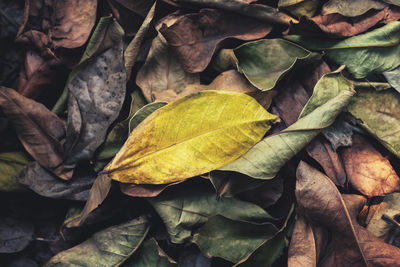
[341,134,400,197]
[17,50,63,99]
[120,181,182,198]
[16,0,97,52]
[293,161,400,266]
[0,87,71,179]
[306,136,347,187]
[287,6,400,38]
[159,9,272,73]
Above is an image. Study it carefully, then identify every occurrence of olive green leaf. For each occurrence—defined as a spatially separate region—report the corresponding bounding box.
[148,182,274,244]
[220,68,355,179]
[234,39,320,91]
[46,216,150,266]
[383,66,400,93]
[193,215,278,264]
[348,87,400,158]
[322,0,387,17]
[285,21,400,78]
[0,152,28,192]
[123,238,176,266]
[129,102,167,132]
[279,0,320,18]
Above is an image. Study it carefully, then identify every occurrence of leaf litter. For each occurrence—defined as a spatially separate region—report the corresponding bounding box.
[1,0,400,266]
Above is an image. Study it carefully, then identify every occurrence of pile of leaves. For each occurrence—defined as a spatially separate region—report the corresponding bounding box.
[1,0,400,266]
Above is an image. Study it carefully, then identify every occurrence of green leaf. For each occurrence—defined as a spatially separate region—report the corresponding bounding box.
[234,39,320,91]
[123,238,176,266]
[348,87,400,158]
[219,68,355,179]
[45,216,150,266]
[129,102,167,133]
[0,152,28,192]
[105,90,278,184]
[383,66,400,93]
[278,0,320,18]
[148,182,274,244]
[285,21,400,78]
[322,0,387,17]
[193,215,278,263]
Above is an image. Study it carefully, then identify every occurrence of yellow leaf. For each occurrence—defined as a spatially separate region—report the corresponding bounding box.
[104,91,278,184]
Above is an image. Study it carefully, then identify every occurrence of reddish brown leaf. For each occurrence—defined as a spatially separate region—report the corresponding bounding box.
[0,87,71,179]
[16,0,97,52]
[159,9,272,73]
[120,181,182,198]
[292,161,400,266]
[306,136,347,187]
[341,134,400,197]
[287,6,400,38]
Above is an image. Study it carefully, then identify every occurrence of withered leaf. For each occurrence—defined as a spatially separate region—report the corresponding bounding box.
[0,152,29,192]
[63,18,126,169]
[17,0,97,50]
[15,162,95,201]
[293,161,400,266]
[384,66,400,93]
[0,87,70,179]
[322,0,387,17]
[342,134,400,197]
[0,216,33,253]
[159,9,272,73]
[278,0,319,18]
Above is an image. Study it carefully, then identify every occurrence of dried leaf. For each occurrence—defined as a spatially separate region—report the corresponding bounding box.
[129,102,167,132]
[234,39,320,91]
[279,0,319,18]
[136,32,200,102]
[342,134,400,197]
[149,182,274,243]
[124,238,176,266]
[15,162,95,201]
[0,216,33,253]
[17,0,97,50]
[105,91,278,184]
[322,0,387,17]
[0,87,70,179]
[159,9,272,73]
[63,18,126,169]
[348,87,400,158]
[367,192,400,239]
[46,216,150,266]
[285,21,400,78]
[0,152,29,192]
[220,69,354,179]
[193,215,278,264]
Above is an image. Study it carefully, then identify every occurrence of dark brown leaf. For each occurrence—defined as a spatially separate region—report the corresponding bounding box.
[0,87,71,179]
[159,9,272,73]
[341,134,400,197]
[287,6,400,38]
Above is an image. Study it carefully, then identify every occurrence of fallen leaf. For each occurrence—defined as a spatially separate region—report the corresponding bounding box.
[367,192,400,240]
[0,216,33,253]
[179,0,297,26]
[0,152,28,192]
[285,21,400,78]
[136,32,200,102]
[113,0,155,17]
[15,162,95,201]
[220,69,354,179]
[124,2,156,80]
[278,0,319,18]
[322,0,387,17]
[0,87,70,179]
[234,39,320,91]
[307,136,347,187]
[193,215,278,264]
[120,182,180,198]
[384,66,400,93]
[287,7,400,38]
[342,134,400,197]
[293,161,400,266]
[63,18,126,169]
[124,238,176,266]
[17,0,97,51]
[159,9,272,73]
[129,102,167,132]
[347,87,400,158]
[105,90,278,184]
[148,182,274,243]
[45,216,150,266]
[322,118,354,150]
